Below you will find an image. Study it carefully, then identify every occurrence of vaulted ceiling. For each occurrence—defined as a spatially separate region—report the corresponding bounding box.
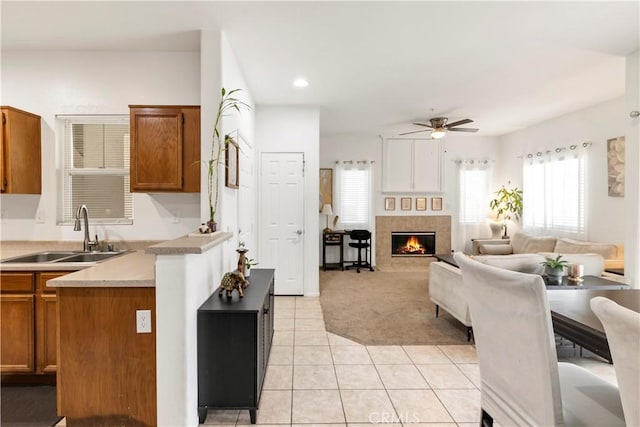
[2,1,638,136]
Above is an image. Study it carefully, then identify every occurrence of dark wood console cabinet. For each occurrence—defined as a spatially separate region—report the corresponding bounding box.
[197,269,275,424]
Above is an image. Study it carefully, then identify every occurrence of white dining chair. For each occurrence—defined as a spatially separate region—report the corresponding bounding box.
[453,252,625,427]
[590,296,640,427]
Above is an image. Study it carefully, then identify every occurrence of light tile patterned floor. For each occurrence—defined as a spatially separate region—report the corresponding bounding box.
[199,295,616,426]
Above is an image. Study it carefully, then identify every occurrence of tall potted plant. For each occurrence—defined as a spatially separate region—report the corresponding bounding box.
[489,181,523,238]
[206,88,250,232]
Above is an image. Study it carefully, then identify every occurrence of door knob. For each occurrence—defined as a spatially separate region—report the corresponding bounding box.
[296,230,303,235]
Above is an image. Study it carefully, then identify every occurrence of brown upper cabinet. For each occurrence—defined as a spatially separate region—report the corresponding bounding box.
[0,106,42,194]
[129,105,200,192]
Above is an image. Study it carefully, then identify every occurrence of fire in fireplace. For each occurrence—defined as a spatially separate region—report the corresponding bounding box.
[391,232,436,256]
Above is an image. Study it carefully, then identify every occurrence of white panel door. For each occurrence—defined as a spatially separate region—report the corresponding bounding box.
[259,152,304,295]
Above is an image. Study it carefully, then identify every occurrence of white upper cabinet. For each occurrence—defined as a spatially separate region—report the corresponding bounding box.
[382,138,443,193]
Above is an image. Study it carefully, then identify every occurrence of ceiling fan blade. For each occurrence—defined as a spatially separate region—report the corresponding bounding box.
[446,118,473,128]
[399,129,430,136]
[448,127,479,132]
[412,122,434,129]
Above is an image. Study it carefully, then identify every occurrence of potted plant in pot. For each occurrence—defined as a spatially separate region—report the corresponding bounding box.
[541,255,568,285]
[489,181,523,239]
[244,257,258,278]
[206,88,251,232]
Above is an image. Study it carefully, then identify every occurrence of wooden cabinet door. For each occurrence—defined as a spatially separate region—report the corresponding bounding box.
[0,294,35,372]
[36,272,69,373]
[130,107,184,191]
[1,109,5,192]
[37,294,57,373]
[0,106,42,194]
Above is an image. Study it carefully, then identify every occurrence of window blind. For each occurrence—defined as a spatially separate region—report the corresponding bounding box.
[340,169,370,225]
[60,115,133,224]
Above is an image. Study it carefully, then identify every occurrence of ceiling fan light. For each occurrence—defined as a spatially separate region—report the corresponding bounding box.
[431,129,446,139]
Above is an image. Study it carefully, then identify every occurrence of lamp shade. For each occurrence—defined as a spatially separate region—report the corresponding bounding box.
[321,204,333,216]
[431,129,446,139]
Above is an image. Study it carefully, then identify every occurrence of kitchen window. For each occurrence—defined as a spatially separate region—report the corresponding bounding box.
[59,115,133,224]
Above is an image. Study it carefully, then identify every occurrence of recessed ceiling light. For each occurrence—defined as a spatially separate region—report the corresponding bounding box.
[293,78,309,88]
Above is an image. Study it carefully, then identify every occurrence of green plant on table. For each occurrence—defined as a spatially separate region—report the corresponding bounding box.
[245,257,258,270]
[541,255,569,272]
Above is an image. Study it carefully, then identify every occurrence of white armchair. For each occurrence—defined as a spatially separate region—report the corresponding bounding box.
[454,253,625,426]
[590,296,640,426]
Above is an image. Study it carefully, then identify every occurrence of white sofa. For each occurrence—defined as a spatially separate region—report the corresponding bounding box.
[429,232,625,339]
[471,232,624,270]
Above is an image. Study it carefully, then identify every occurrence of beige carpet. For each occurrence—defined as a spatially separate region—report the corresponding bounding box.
[319,269,469,345]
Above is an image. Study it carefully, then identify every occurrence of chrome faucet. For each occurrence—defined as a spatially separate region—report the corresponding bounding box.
[74,204,98,252]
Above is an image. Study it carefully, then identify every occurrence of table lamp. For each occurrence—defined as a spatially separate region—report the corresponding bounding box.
[321,204,333,232]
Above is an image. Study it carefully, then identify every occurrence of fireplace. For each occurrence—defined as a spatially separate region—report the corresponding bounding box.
[391,232,436,257]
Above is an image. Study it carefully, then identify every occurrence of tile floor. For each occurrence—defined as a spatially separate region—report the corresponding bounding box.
[199,296,617,426]
[54,295,616,427]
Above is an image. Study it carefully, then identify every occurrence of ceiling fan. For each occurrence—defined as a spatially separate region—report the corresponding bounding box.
[400,117,479,139]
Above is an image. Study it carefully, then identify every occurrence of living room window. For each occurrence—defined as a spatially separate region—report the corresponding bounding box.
[59,115,133,224]
[522,145,587,237]
[458,161,491,224]
[456,160,492,250]
[336,161,372,228]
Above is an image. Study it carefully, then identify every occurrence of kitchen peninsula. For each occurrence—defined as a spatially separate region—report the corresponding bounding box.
[47,231,233,426]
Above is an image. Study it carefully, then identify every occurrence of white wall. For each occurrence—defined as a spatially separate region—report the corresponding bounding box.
[256,106,320,296]
[320,132,502,260]
[498,97,627,245]
[625,50,639,287]
[220,32,257,263]
[0,51,201,242]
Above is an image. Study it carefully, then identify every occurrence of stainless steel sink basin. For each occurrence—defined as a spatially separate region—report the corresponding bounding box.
[1,250,129,264]
[56,252,126,263]
[1,251,78,263]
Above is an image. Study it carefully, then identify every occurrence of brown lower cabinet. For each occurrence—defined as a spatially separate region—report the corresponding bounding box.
[57,286,156,427]
[1,271,72,379]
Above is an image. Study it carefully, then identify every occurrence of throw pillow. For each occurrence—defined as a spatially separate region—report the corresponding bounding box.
[479,244,513,255]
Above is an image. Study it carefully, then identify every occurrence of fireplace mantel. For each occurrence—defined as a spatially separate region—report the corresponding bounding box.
[375,216,451,271]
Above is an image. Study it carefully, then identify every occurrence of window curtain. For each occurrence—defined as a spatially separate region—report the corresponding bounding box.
[456,159,492,252]
[522,144,588,238]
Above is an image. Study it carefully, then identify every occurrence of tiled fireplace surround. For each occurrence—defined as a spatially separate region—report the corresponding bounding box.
[375,215,452,271]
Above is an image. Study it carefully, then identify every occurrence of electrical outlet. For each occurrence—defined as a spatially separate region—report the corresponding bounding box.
[136,310,152,334]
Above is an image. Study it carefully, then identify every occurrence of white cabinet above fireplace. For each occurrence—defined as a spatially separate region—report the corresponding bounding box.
[382,138,443,193]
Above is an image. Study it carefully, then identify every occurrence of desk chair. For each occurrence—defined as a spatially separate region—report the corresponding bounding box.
[453,253,625,427]
[591,296,640,427]
[345,229,374,273]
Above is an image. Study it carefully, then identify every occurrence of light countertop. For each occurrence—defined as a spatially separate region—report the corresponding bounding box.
[47,250,155,288]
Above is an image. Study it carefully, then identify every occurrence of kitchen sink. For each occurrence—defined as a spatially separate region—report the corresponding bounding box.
[55,252,126,263]
[1,250,129,264]
[1,252,79,263]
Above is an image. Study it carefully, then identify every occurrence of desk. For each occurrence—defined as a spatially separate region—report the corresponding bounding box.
[323,230,348,271]
[548,289,640,363]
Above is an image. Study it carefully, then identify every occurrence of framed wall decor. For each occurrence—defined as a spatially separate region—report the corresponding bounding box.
[385,197,396,211]
[416,197,427,211]
[319,168,333,211]
[401,197,412,211]
[225,137,239,189]
[607,136,625,197]
[431,197,443,211]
